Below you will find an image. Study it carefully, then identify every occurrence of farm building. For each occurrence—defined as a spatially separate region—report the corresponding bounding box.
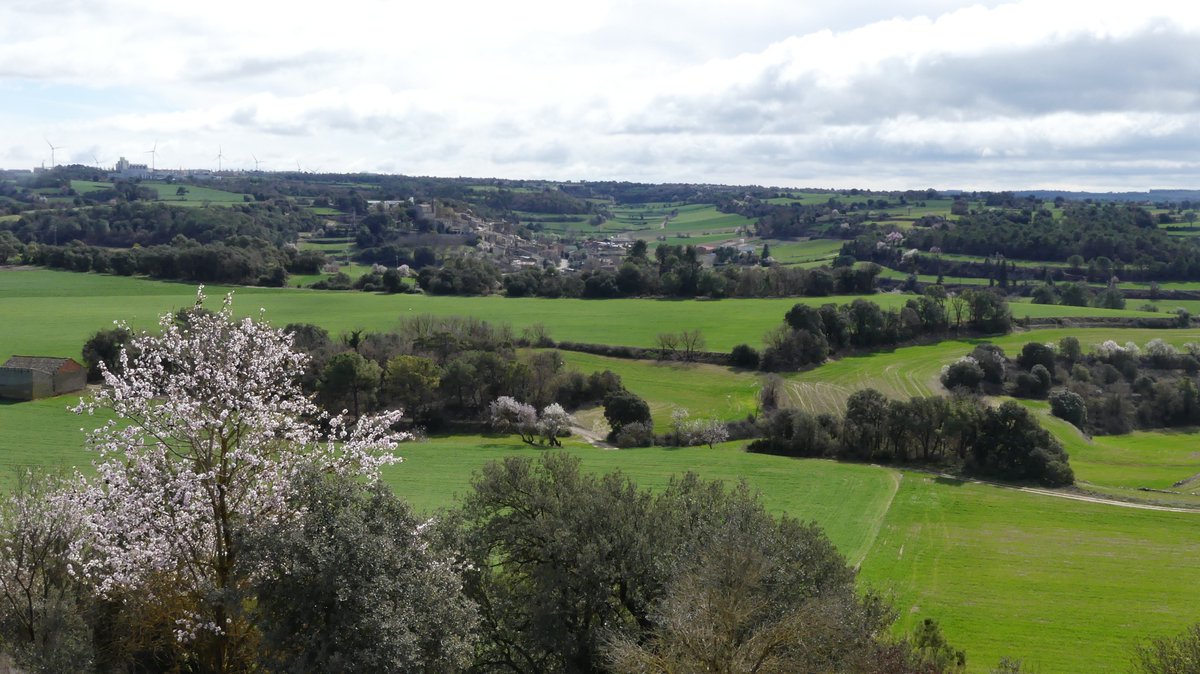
[0,356,86,400]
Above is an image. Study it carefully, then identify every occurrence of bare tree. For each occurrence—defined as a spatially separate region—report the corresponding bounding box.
[656,332,679,360]
[678,329,706,362]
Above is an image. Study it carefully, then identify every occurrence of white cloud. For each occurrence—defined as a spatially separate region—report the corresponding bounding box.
[2,0,1199,188]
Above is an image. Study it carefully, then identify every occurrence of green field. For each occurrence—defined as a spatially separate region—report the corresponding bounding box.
[556,351,762,430]
[8,267,1200,671]
[381,435,899,565]
[765,238,844,265]
[606,203,755,237]
[0,270,1168,364]
[141,181,251,206]
[67,180,252,207]
[860,473,1200,672]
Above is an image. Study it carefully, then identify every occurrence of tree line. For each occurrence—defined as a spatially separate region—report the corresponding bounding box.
[22,237,320,286]
[84,314,628,431]
[750,389,1074,487]
[3,201,319,248]
[901,203,1200,281]
[752,288,1012,371]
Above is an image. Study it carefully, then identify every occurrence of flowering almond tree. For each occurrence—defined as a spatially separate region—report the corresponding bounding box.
[73,288,407,672]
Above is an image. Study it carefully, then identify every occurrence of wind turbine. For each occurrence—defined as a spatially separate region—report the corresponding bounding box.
[251,153,264,172]
[45,139,63,167]
[145,140,158,172]
[216,146,224,172]
[90,152,103,170]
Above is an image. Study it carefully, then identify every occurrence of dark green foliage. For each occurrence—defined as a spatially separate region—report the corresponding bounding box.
[1049,390,1087,428]
[1018,342,1057,373]
[1059,336,1083,363]
[318,351,382,418]
[5,201,318,248]
[911,619,967,673]
[761,327,830,370]
[729,343,760,369]
[752,390,1073,486]
[841,389,890,460]
[904,202,1200,281]
[417,256,502,295]
[941,358,984,393]
[747,408,839,457]
[1030,283,1058,304]
[1093,286,1126,310]
[240,470,477,672]
[81,326,133,381]
[603,389,652,438]
[763,294,989,371]
[32,238,293,286]
[962,288,1012,333]
[970,401,1074,485]
[1058,282,1092,307]
[460,454,892,674]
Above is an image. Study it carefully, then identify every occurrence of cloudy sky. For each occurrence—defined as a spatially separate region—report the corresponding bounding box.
[2,0,1198,190]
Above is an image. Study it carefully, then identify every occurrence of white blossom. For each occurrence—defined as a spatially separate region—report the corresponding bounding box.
[70,287,408,635]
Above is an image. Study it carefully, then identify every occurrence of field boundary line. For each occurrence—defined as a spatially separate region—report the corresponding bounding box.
[852,469,902,570]
[908,469,1200,513]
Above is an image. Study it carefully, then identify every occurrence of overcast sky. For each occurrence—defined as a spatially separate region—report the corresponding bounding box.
[2,0,1197,190]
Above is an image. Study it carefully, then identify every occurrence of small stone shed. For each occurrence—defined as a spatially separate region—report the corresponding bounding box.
[0,356,87,400]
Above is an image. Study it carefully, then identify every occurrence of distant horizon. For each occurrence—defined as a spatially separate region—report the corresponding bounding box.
[2,1,1197,192]
[7,163,1200,197]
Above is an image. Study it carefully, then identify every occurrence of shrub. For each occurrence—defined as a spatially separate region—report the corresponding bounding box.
[941,357,984,392]
[613,421,655,448]
[1049,390,1087,428]
[729,343,760,369]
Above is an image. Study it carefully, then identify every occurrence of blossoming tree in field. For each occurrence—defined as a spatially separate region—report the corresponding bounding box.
[73,288,407,672]
[488,396,574,447]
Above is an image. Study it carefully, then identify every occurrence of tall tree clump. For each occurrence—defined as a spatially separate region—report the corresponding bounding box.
[459,453,924,673]
[71,288,408,673]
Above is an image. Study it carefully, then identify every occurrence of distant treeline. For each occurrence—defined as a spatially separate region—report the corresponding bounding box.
[23,237,325,286]
[3,201,320,248]
[898,203,1200,281]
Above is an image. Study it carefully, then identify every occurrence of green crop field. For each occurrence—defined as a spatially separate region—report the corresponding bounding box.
[765,238,843,265]
[141,181,251,206]
[859,473,1200,673]
[0,270,1167,366]
[555,351,762,430]
[607,203,755,236]
[381,434,899,565]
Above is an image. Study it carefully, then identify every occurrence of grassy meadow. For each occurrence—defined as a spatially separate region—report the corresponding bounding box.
[0,269,1165,360]
[859,473,1200,673]
[6,267,1200,671]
